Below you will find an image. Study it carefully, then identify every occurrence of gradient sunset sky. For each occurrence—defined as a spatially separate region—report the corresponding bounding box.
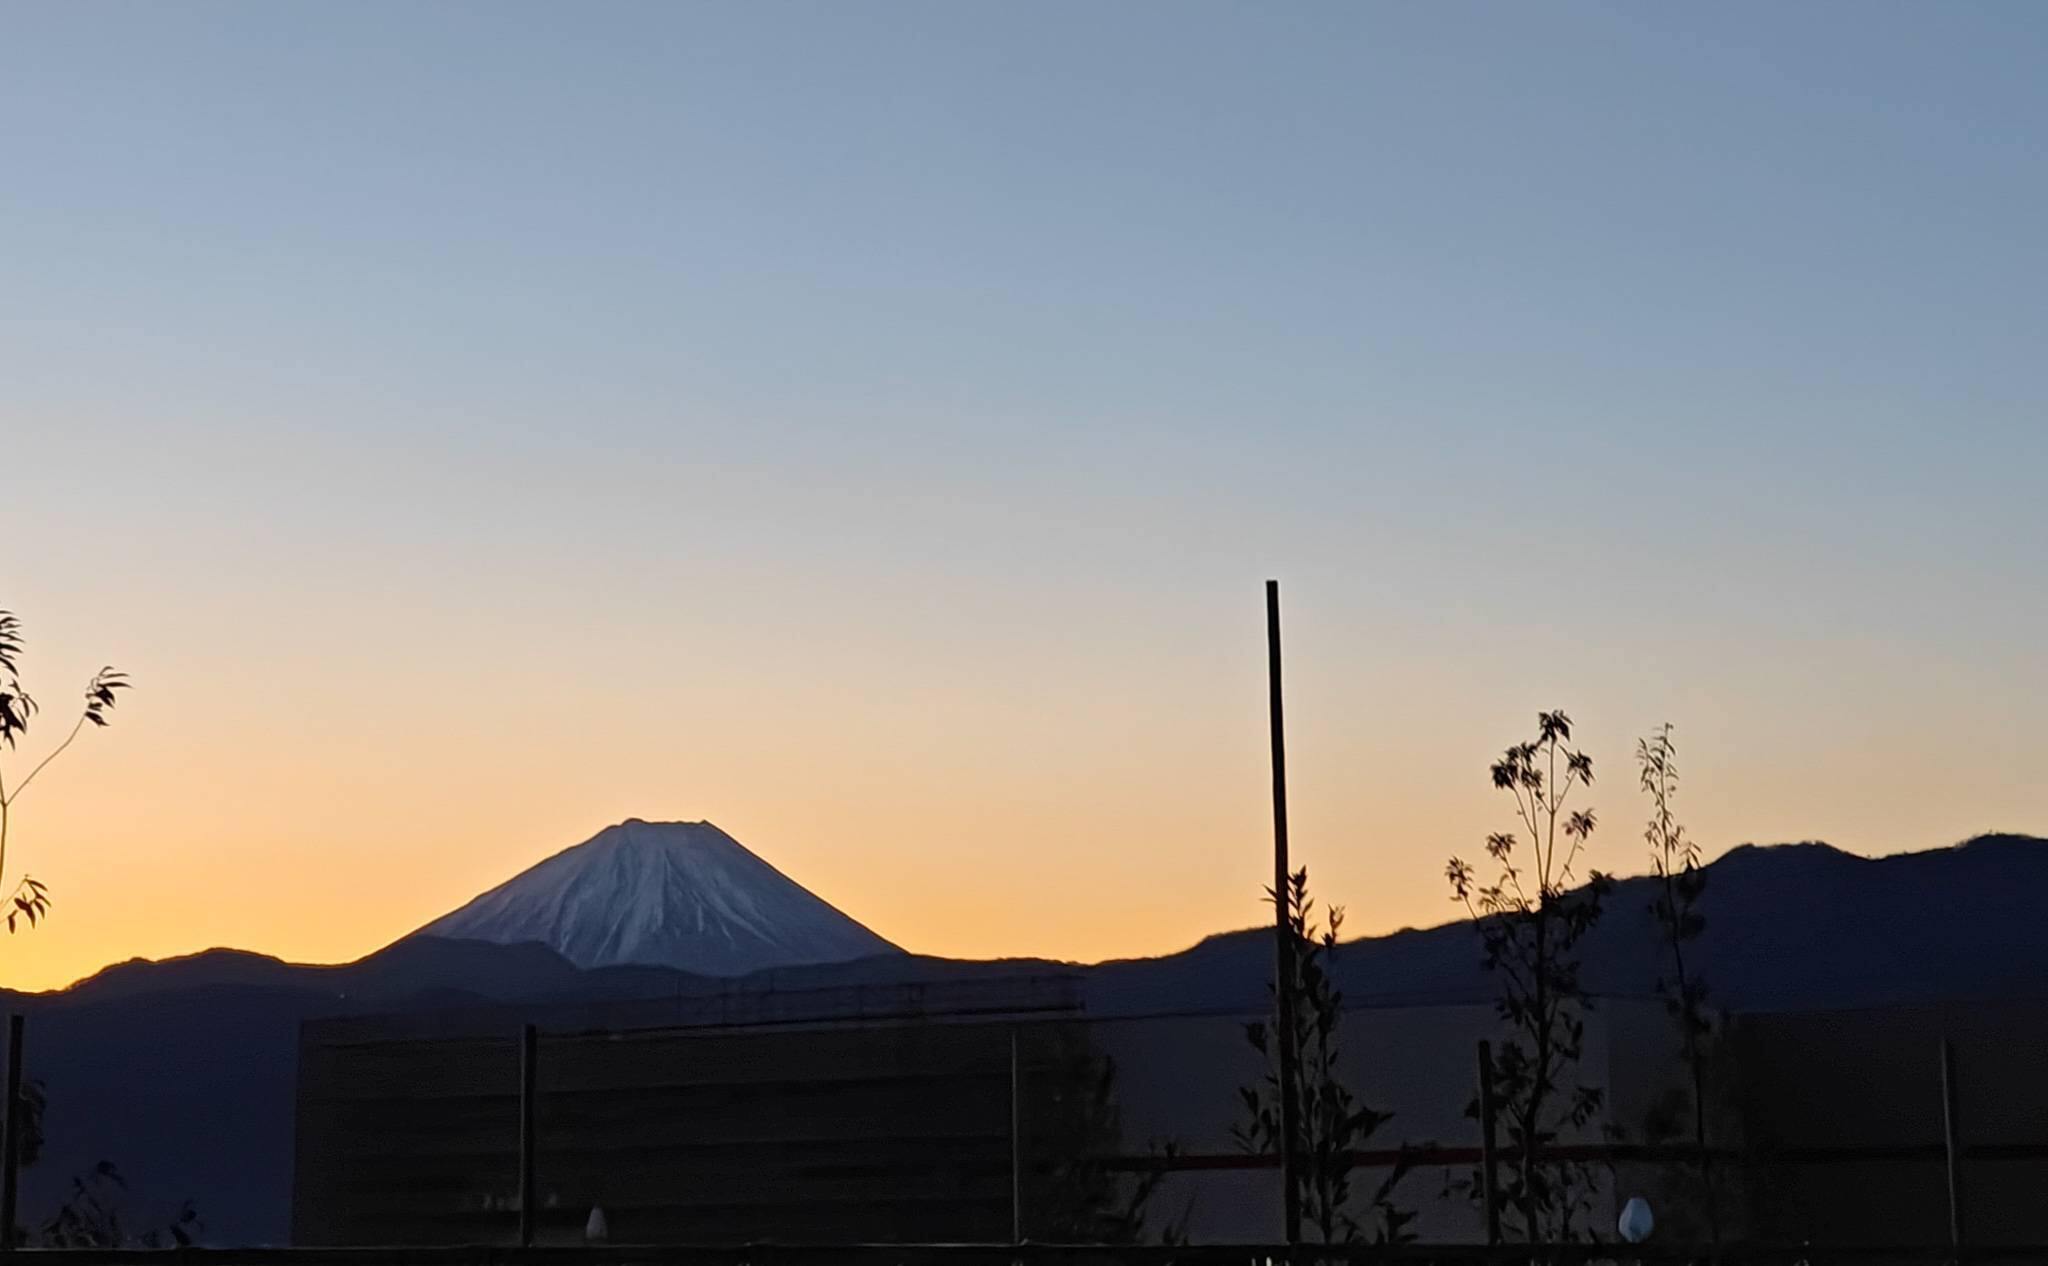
[4,3,2044,992]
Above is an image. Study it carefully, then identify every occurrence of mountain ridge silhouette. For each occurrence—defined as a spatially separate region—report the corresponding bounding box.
[7,830,2042,1244]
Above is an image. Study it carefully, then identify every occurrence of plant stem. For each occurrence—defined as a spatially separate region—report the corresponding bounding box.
[8,715,86,807]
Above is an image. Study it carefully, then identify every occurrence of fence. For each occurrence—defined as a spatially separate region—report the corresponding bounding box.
[12,993,2048,1251]
[285,997,2048,1252]
[15,1244,2048,1266]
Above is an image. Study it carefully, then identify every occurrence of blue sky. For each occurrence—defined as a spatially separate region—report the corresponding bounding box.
[2,2,2044,984]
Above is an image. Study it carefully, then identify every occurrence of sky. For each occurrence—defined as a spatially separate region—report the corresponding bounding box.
[3,2,2045,992]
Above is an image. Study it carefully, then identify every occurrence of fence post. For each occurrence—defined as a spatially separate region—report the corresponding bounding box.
[519,1023,538,1248]
[1477,1039,1502,1247]
[1941,1036,1964,1252]
[1010,1025,1023,1244]
[0,1015,22,1253]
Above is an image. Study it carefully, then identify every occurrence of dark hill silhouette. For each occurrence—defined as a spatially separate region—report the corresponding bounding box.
[4,832,2042,1244]
[1090,834,2048,1015]
[60,937,715,1006]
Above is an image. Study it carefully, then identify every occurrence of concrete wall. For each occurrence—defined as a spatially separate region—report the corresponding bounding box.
[296,1021,1027,1244]
[1732,1001,2048,1247]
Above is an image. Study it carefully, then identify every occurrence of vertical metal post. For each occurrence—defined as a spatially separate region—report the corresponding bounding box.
[1265,579,1302,1245]
[1477,1039,1502,1247]
[1010,1025,1024,1244]
[0,1015,23,1253]
[1941,1037,1964,1252]
[519,1023,538,1248]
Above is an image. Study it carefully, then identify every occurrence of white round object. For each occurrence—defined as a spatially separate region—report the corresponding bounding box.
[1618,1196,1654,1244]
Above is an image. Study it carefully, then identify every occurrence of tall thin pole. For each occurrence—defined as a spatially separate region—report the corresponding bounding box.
[1265,579,1302,1244]
[1010,1026,1024,1245]
[1477,1040,1502,1247]
[0,1015,22,1253]
[1941,1037,1965,1252]
[518,1023,538,1248]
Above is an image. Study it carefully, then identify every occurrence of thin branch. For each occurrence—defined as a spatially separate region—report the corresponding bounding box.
[1501,862,1531,910]
[6,712,88,806]
[1545,738,1558,881]
[1557,836,1587,887]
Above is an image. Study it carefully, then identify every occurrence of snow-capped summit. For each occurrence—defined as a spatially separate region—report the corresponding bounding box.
[412,819,902,975]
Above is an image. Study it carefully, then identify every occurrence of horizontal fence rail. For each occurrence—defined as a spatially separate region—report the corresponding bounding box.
[17,1246,2048,1266]
[1099,1141,2048,1170]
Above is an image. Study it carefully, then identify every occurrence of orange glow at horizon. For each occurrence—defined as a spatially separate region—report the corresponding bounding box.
[3,576,2039,995]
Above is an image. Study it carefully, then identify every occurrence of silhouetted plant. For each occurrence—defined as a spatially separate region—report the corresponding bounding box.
[1235,866,1414,1244]
[1639,723,1718,1243]
[1446,710,1611,1243]
[1028,1043,1185,1244]
[11,1090,199,1248]
[16,1079,44,1170]
[0,607,130,933]
[36,1162,200,1248]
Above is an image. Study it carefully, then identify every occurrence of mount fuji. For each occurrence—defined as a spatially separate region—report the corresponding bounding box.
[11,830,2048,1244]
[411,818,902,975]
